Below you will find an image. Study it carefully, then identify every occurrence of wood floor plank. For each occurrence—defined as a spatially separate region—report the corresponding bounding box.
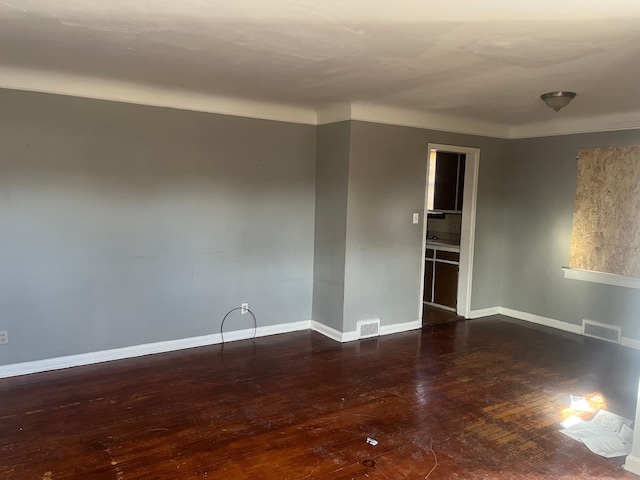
[1,315,639,479]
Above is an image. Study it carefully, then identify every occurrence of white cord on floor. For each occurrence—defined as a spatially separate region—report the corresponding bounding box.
[425,437,438,479]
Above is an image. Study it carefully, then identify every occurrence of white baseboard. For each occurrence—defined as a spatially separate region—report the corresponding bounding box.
[310,321,344,342]
[380,319,422,336]
[621,337,640,350]
[5,309,638,379]
[624,454,640,476]
[311,319,422,343]
[0,317,421,378]
[0,320,421,378]
[341,330,360,343]
[498,307,640,351]
[0,320,311,379]
[468,306,640,351]
[498,307,582,335]
[467,307,500,319]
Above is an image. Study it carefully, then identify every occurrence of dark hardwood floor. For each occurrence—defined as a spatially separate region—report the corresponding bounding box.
[1,315,639,479]
[422,304,464,325]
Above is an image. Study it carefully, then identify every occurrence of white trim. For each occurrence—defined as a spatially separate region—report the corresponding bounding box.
[509,110,640,140]
[0,321,310,379]
[310,319,421,343]
[379,319,422,336]
[562,267,640,290]
[625,377,640,475]
[341,330,360,343]
[422,144,480,319]
[310,321,345,342]
[426,243,460,254]
[425,301,457,312]
[327,104,640,140]
[4,311,639,378]
[0,318,426,378]
[5,66,640,138]
[498,307,582,334]
[467,307,500,319]
[419,172,430,321]
[315,102,510,137]
[221,320,311,342]
[316,103,352,125]
[621,337,640,350]
[349,102,509,138]
[432,259,460,266]
[499,307,640,351]
[310,321,359,343]
[458,148,479,318]
[0,66,317,126]
[625,454,640,476]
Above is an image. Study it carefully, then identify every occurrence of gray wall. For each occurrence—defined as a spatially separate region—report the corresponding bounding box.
[342,121,509,332]
[503,130,640,341]
[13,86,636,365]
[0,90,317,364]
[312,122,351,331]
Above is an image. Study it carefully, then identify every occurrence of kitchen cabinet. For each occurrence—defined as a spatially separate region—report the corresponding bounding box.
[434,262,458,307]
[423,249,434,302]
[431,152,466,212]
[424,245,459,310]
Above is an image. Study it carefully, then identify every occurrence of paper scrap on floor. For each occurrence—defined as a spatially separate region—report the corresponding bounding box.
[570,395,592,412]
[560,409,634,458]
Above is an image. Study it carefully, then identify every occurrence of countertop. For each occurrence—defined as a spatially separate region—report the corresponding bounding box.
[426,239,460,252]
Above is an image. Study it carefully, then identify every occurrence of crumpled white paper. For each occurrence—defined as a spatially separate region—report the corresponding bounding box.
[560,409,634,458]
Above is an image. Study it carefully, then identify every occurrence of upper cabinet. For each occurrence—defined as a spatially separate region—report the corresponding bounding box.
[428,152,466,213]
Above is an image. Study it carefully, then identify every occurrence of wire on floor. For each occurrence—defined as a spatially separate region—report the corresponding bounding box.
[425,437,438,479]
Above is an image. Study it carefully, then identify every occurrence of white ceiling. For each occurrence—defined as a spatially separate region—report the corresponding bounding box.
[2,0,640,137]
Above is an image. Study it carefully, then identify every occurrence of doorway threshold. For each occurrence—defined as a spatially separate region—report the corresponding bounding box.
[423,304,465,326]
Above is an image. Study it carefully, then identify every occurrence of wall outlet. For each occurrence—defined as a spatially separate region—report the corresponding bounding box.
[0,331,7,344]
[241,303,248,314]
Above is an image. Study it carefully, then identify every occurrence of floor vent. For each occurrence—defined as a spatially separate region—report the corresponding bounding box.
[582,319,621,344]
[357,319,380,339]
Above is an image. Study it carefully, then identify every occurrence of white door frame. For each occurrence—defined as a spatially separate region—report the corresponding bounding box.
[420,143,480,318]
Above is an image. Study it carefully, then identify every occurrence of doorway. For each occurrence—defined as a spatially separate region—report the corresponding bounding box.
[420,144,479,323]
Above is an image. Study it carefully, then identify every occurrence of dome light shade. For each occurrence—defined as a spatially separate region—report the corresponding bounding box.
[540,91,577,112]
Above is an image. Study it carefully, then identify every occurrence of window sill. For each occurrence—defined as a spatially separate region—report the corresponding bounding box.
[562,267,640,289]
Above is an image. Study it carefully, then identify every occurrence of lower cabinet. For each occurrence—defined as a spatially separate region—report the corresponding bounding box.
[423,258,434,302]
[434,262,458,308]
[424,247,459,310]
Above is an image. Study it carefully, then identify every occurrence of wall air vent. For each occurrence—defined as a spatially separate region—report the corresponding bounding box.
[582,319,621,344]
[357,319,380,339]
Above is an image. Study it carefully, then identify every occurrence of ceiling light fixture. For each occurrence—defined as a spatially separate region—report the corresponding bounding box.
[540,91,577,112]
